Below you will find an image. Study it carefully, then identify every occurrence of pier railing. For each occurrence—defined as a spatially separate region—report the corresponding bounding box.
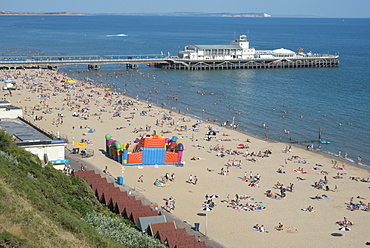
[0,53,339,70]
[0,54,168,69]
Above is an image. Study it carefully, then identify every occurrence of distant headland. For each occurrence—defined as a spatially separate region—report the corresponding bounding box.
[105,12,271,17]
[0,11,87,16]
[0,11,270,17]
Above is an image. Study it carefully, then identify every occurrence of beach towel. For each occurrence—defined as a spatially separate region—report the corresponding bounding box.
[251,228,268,233]
[154,180,164,187]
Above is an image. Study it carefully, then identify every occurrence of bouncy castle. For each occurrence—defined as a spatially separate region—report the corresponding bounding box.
[105,134,184,166]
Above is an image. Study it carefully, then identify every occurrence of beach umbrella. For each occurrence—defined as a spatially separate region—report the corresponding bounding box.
[202,204,213,211]
[339,226,351,231]
[209,195,220,199]
[238,144,245,147]
[258,202,266,205]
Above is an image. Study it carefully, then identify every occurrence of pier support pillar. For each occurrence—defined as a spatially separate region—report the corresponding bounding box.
[88,65,100,70]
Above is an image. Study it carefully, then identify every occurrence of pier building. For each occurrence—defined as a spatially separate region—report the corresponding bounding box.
[159,35,339,70]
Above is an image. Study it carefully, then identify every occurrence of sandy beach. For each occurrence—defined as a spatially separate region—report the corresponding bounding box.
[2,68,370,248]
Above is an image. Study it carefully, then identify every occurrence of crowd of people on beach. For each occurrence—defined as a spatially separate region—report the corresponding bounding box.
[2,68,369,247]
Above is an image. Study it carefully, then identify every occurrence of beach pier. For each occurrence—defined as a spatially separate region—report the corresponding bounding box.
[159,56,339,70]
[0,54,167,70]
[164,34,339,70]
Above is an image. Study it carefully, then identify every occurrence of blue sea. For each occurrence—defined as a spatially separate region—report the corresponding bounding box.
[0,15,369,168]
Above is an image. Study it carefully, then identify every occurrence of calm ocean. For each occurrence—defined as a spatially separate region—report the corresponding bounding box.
[0,15,369,168]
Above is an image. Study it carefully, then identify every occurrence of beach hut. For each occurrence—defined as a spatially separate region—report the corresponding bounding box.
[100,191,128,205]
[108,196,136,212]
[130,210,159,224]
[156,228,187,243]
[123,205,152,219]
[114,200,142,215]
[165,235,197,248]
[135,215,167,232]
[149,221,176,237]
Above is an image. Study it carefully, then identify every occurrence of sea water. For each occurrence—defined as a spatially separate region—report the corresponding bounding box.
[0,16,369,167]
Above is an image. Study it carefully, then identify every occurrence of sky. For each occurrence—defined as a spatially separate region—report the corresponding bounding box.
[2,0,369,18]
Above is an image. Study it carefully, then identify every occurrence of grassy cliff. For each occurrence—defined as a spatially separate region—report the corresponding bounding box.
[0,129,164,248]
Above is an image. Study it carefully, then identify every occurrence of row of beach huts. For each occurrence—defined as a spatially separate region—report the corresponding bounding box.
[74,170,206,248]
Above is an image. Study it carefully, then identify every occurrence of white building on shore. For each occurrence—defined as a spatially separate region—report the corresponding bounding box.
[0,101,68,169]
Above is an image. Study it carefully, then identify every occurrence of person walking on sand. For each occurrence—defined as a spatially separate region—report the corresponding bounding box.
[138,175,143,183]
[188,174,193,183]
[193,176,198,185]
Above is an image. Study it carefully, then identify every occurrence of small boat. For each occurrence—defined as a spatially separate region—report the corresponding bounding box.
[320,140,331,144]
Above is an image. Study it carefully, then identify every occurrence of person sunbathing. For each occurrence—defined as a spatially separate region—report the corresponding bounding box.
[267,192,278,198]
[365,203,370,212]
[302,206,314,212]
[333,175,343,179]
[276,223,284,231]
[337,217,353,226]
[253,224,260,230]
[190,157,201,160]
[249,182,258,187]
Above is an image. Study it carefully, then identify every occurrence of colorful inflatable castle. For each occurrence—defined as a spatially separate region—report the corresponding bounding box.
[105,134,184,166]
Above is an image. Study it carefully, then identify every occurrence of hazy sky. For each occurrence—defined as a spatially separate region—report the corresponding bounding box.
[2,0,369,18]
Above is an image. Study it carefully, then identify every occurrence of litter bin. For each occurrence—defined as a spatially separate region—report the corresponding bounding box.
[72,148,79,154]
[117,176,124,185]
[194,223,200,231]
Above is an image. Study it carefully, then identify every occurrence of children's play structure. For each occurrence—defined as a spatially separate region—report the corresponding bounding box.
[105,134,184,166]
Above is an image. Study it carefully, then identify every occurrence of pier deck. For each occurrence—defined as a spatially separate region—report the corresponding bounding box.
[160,56,339,70]
[0,54,339,70]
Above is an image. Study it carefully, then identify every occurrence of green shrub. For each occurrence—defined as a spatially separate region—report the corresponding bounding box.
[0,231,28,247]
[82,212,166,248]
